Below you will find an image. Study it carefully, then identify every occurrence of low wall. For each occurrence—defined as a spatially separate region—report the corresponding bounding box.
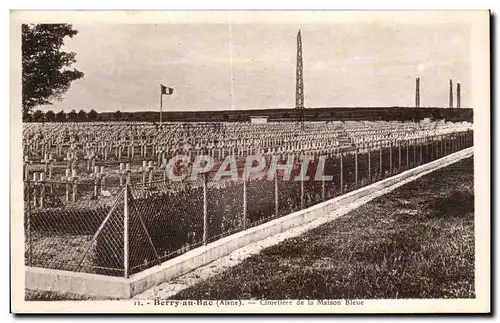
[25,267,130,299]
[26,147,473,299]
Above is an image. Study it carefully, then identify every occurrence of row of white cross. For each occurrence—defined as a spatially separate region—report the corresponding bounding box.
[23,121,472,157]
[26,128,473,208]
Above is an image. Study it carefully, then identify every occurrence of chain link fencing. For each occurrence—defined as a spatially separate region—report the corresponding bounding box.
[24,130,474,278]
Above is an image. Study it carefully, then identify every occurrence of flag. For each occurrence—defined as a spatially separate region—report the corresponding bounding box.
[161,84,174,95]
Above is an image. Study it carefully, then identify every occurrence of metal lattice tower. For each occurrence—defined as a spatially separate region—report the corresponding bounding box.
[295,29,304,128]
[415,77,420,108]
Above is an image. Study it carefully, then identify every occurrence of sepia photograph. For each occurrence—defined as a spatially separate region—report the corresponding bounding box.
[10,10,490,314]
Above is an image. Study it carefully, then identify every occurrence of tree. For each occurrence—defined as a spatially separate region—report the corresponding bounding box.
[56,110,66,122]
[114,110,123,121]
[45,110,55,122]
[88,109,98,121]
[68,109,77,122]
[132,112,149,122]
[22,24,84,116]
[32,110,44,122]
[77,109,87,122]
[23,111,32,122]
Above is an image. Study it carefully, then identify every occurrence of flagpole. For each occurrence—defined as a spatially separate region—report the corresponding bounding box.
[160,91,163,125]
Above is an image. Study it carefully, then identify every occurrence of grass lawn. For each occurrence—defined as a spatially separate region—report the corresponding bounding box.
[172,157,475,300]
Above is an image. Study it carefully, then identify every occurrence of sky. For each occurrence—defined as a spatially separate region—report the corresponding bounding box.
[42,21,471,113]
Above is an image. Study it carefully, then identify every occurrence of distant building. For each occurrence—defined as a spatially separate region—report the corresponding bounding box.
[250,116,268,123]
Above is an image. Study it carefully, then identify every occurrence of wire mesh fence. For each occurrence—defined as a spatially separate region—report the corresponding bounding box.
[207,178,244,243]
[127,179,205,275]
[247,177,276,226]
[24,130,473,278]
[24,180,125,276]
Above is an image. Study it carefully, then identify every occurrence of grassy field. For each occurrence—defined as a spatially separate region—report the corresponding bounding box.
[172,157,475,299]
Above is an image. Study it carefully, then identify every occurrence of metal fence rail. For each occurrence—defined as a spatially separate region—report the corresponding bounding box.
[24,130,474,277]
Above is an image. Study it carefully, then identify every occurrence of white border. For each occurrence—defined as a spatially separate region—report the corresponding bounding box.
[4,5,494,320]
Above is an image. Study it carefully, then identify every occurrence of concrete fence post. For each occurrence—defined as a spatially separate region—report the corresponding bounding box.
[406,139,410,169]
[413,138,417,167]
[123,184,129,279]
[425,137,429,163]
[435,136,438,159]
[340,152,343,195]
[431,135,437,160]
[203,173,208,244]
[445,135,448,155]
[444,135,447,156]
[243,167,247,228]
[355,149,358,188]
[322,170,326,201]
[398,141,402,172]
[435,136,439,158]
[93,166,100,198]
[389,142,393,175]
[419,138,423,165]
[31,172,38,208]
[379,145,383,179]
[39,172,46,208]
[27,178,32,266]
[274,171,279,216]
[71,169,78,203]
[367,148,371,183]
[451,133,454,152]
[441,135,444,157]
[300,154,305,209]
[23,156,30,182]
[125,163,131,185]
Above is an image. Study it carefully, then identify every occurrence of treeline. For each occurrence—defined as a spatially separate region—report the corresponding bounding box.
[22,107,474,123]
[23,109,134,123]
